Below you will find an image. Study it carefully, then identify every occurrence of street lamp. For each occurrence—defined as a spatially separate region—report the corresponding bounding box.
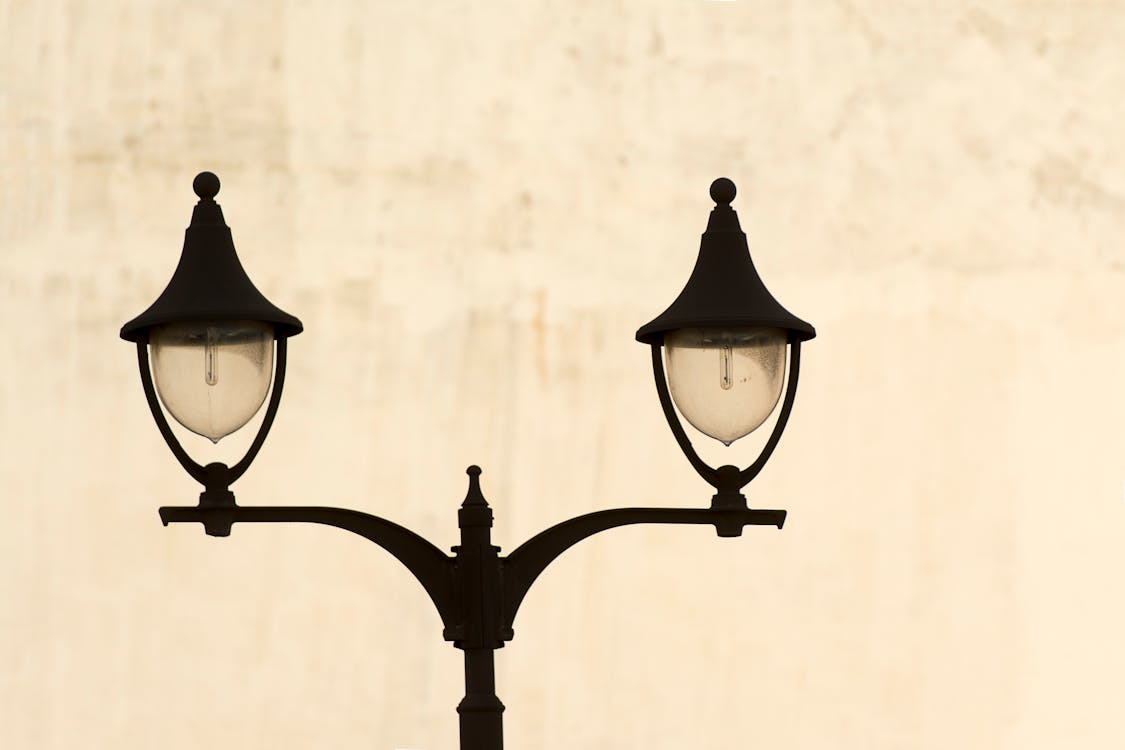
[121,172,815,749]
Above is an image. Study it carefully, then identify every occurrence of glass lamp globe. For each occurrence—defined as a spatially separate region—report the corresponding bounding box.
[150,321,274,443]
[665,326,787,445]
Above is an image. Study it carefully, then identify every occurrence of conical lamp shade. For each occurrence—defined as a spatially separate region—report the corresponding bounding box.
[120,172,302,343]
[636,178,814,345]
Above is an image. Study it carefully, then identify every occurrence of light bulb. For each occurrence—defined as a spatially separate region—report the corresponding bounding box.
[665,326,786,445]
[150,321,274,443]
[719,345,733,390]
[205,327,219,386]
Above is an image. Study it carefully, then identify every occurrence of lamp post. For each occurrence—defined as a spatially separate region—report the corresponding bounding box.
[121,173,815,750]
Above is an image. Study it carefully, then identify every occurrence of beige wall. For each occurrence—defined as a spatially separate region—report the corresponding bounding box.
[3,1,1125,748]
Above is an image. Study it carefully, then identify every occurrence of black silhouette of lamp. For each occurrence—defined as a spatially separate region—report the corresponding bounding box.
[122,173,814,750]
[637,177,815,520]
[121,172,302,530]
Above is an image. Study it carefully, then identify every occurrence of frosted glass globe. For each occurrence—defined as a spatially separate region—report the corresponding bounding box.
[665,327,786,445]
[150,321,274,443]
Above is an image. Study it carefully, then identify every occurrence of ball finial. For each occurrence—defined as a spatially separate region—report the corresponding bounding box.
[193,172,221,201]
[709,177,736,206]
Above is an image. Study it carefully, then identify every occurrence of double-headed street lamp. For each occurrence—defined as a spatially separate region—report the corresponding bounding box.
[121,173,815,749]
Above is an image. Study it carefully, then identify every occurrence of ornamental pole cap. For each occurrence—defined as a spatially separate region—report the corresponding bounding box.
[709,177,736,205]
[120,172,303,343]
[193,171,221,200]
[635,178,815,345]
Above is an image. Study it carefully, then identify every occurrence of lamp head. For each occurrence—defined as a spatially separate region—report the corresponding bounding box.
[637,179,814,446]
[121,173,302,443]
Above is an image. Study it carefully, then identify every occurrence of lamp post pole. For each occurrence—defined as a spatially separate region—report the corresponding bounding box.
[123,174,814,750]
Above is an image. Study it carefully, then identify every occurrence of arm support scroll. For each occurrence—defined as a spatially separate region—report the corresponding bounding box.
[159,504,459,632]
[501,506,785,634]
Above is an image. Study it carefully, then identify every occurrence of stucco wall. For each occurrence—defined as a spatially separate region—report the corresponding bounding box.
[3,2,1125,748]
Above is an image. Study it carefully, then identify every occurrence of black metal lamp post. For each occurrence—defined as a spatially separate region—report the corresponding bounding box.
[122,173,815,750]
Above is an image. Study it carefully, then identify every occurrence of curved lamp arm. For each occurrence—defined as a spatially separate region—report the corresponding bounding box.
[501,505,785,632]
[136,337,291,490]
[158,504,459,631]
[650,340,803,493]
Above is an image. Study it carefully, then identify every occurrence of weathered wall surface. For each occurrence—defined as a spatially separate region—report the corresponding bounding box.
[3,2,1124,748]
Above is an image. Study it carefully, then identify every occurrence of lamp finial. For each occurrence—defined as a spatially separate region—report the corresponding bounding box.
[709,177,736,206]
[193,172,221,201]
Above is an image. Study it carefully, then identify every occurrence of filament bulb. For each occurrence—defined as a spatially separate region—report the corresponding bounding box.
[719,344,733,390]
[205,326,219,386]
